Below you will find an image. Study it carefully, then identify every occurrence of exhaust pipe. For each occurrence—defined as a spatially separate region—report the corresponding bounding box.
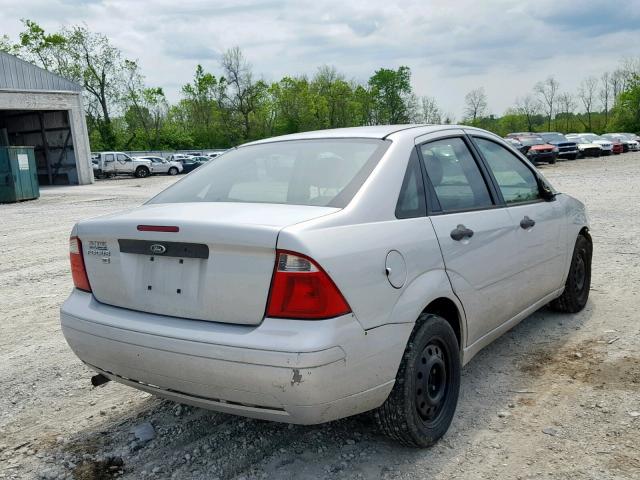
[91,373,111,387]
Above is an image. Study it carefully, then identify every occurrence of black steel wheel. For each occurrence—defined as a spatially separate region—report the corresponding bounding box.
[415,342,449,422]
[551,234,592,313]
[375,313,460,447]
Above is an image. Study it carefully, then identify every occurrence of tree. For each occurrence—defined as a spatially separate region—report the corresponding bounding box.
[611,74,640,133]
[464,87,488,124]
[123,59,169,149]
[515,95,542,131]
[556,93,576,133]
[0,34,18,55]
[312,66,355,128]
[16,19,67,71]
[219,47,266,142]
[599,72,612,130]
[577,76,598,131]
[368,66,413,124]
[421,96,442,124]
[534,76,559,131]
[179,64,224,146]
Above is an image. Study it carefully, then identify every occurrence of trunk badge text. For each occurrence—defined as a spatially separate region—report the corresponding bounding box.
[150,244,167,255]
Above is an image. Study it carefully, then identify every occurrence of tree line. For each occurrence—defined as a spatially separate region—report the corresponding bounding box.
[2,20,640,151]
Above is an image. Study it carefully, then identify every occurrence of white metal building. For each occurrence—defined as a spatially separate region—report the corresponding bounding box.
[0,52,93,185]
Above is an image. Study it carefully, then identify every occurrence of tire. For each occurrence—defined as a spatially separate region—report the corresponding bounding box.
[550,234,592,313]
[168,167,178,176]
[567,154,578,160]
[549,157,557,164]
[135,166,150,178]
[375,313,460,447]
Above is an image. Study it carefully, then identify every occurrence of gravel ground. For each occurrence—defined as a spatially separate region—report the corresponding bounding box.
[1,155,639,480]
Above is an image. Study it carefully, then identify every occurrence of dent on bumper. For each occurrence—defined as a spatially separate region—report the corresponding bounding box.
[60,290,408,424]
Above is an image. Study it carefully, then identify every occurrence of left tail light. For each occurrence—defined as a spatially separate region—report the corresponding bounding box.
[266,250,351,320]
[69,236,92,292]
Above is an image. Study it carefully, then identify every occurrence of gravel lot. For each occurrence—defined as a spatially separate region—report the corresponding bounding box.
[1,154,639,480]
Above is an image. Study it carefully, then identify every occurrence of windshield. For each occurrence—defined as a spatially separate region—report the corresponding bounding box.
[540,133,566,142]
[150,138,390,208]
[519,137,544,146]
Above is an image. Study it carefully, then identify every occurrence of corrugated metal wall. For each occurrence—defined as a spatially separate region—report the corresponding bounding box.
[0,52,82,92]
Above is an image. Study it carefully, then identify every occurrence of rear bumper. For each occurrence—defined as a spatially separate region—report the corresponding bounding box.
[527,152,557,163]
[61,290,409,424]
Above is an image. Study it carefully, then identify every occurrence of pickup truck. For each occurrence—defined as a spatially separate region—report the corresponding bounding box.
[92,152,152,179]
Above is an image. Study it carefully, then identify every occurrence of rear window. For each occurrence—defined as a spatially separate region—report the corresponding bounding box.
[149,139,390,208]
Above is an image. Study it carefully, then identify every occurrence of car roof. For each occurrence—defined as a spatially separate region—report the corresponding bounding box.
[241,124,496,146]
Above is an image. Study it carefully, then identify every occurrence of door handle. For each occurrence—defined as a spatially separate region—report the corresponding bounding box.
[520,216,536,229]
[450,224,474,241]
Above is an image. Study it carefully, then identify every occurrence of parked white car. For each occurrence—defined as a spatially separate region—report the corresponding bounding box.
[137,156,183,176]
[92,152,152,178]
[602,133,640,151]
[167,153,193,163]
[62,125,591,447]
[566,134,612,156]
[564,136,601,157]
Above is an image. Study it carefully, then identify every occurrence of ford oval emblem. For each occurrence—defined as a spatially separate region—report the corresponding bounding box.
[150,244,167,255]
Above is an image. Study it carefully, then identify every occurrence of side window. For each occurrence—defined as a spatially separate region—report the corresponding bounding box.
[474,138,541,204]
[395,150,426,219]
[104,154,114,162]
[419,137,493,212]
[117,154,131,162]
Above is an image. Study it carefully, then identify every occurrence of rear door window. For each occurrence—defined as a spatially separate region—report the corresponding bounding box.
[419,138,494,212]
[395,150,426,219]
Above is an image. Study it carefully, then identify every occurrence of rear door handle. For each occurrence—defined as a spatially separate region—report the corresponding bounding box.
[450,224,474,241]
[520,216,536,229]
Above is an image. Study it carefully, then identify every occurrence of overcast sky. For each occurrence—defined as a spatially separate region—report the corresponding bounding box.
[2,0,640,118]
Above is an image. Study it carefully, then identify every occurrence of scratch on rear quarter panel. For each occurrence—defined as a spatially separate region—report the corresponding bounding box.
[291,368,303,386]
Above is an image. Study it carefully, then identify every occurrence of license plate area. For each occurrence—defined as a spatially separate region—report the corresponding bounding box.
[118,239,208,303]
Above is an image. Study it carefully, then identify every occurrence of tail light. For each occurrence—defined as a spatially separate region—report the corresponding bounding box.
[69,236,92,292]
[266,250,351,319]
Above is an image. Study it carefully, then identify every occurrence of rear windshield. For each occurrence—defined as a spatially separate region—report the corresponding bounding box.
[149,139,390,208]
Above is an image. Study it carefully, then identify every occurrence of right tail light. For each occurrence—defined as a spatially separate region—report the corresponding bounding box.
[266,250,351,320]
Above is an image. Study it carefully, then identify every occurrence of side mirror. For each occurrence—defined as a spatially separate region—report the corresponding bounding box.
[538,180,557,201]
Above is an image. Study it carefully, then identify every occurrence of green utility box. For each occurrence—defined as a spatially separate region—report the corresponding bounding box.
[0,147,40,203]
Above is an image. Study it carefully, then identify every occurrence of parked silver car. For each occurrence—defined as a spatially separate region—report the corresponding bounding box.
[137,156,183,175]
[61,125,592,447]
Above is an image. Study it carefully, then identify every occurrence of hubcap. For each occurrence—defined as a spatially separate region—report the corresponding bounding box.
[416,342,448,422]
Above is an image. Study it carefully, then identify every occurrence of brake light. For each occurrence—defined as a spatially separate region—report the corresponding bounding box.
[266,251,351,320]
[137,225,179,232]
[69,236,92,292]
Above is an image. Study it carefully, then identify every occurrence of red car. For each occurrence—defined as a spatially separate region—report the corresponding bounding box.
[515,136,558,164]
[610,139,624,154]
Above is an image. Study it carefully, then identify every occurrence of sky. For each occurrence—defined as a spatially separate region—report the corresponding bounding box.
[2,0,640,118]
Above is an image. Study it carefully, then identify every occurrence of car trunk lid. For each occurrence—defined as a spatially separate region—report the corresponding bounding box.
[78,202,339,325]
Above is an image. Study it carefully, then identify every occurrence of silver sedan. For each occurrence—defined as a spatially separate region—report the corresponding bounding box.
[61,125,591,447]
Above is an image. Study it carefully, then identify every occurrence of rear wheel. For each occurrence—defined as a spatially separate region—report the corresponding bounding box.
[168,167,178,175]
[550,234,592,313]
[375,313,460,447]
[135,166,150,178]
